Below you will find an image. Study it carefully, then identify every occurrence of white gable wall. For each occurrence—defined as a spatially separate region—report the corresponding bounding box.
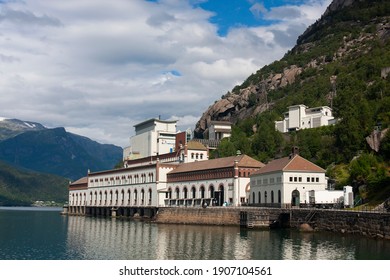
[250,170,327,206]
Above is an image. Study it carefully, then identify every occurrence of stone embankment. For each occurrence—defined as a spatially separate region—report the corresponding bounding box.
[155,207,390,240]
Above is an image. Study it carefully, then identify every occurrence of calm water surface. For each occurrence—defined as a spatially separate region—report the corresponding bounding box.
[0,207,389,260]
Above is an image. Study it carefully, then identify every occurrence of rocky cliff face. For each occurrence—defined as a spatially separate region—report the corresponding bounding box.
[194,0,389,138]
[194,65,303,137]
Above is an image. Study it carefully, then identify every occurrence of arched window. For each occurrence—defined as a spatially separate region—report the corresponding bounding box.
[258,191,261,204]
[271,190,274,204]
[209,185,215,198]
[252,192,256,204]
[148,189,152,205]
[90,191,93,205]
[115,190,119,205]
[183,187,188,199]
[134,189,138,205]
[141,189,145,205]
[278,190,281,204]
[200,186,205,199]
[175,187,180,199]
[191,186,196,199]
[264,191,268,204]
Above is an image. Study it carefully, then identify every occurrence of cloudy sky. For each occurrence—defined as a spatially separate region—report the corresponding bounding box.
[0,0,331,147]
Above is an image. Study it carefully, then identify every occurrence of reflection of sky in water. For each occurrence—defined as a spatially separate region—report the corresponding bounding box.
[1,208,390,260]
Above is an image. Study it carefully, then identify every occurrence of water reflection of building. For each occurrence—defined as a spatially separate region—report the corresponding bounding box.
[67,118,264,215]
[66,215,272,259]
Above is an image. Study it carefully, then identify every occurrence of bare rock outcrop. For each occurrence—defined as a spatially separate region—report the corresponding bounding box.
[194,65,302,137]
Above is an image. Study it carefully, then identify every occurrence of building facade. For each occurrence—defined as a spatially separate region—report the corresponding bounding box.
[249,153,327,208]
[123,118,177,160]
[208,121,232,140]
[165,154,265,207]
[275,104,336,133]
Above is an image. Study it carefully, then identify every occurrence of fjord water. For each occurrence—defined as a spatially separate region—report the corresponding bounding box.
[0,207,389,260]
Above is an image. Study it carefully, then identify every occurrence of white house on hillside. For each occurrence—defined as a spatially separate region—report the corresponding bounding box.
[249,152,328,207]
[275,104,336,133]
[208,121,232,140]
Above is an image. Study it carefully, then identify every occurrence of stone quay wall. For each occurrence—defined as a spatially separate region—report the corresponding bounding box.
[155,207,390,239]
[155,207,253,226]
[290,209,390,239]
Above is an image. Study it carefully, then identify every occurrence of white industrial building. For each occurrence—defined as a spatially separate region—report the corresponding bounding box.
[123,118,177,160]
[68,118,264,214]
[249,151,328,207]
[275,104,336,133]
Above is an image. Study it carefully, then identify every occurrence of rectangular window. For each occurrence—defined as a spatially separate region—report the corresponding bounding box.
[289,177,293,182]
[294,177,297,182]
[311,177,315,182]
[316,177,319,182]
[299,177,302,182]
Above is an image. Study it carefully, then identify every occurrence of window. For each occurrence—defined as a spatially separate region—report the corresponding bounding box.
[289,177,293,182]
[299,177,302,182]
[311,177,315,182]
[307,177,310,182]
[294,177,297,182]
[316,177,319,182]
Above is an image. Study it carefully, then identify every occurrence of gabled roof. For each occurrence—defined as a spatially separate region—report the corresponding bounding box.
[70,177,88,186]
[251,154,325,175]
[187,140,208,151]
[168,154,264,174]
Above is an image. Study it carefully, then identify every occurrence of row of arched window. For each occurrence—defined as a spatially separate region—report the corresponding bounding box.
[89,172,154,187]
[251,190,282,204]
[166,184,223,200]
[70,188,153,206]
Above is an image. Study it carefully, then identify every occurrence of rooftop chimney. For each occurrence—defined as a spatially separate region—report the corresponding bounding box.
[290,146,299,159]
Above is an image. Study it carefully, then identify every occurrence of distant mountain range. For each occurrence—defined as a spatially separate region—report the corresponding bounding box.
[0,118,123,180]
[0,118,123,205]
[0,118,46,141]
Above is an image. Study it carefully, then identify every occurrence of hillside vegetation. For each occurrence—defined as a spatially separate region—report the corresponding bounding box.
[0,160,68,206]
[205,0,390,205]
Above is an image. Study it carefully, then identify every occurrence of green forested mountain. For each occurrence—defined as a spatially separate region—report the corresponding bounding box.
[0,126,122,181]
[196,0,390,205]
[0,118,122,205]
[0,159,68,206]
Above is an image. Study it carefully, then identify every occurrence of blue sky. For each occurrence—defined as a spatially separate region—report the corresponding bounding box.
[195,0,308,36]
[0,0,332,147]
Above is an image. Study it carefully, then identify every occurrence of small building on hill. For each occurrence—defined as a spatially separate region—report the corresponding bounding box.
[275,104,336,133]
[249,151,327,207]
